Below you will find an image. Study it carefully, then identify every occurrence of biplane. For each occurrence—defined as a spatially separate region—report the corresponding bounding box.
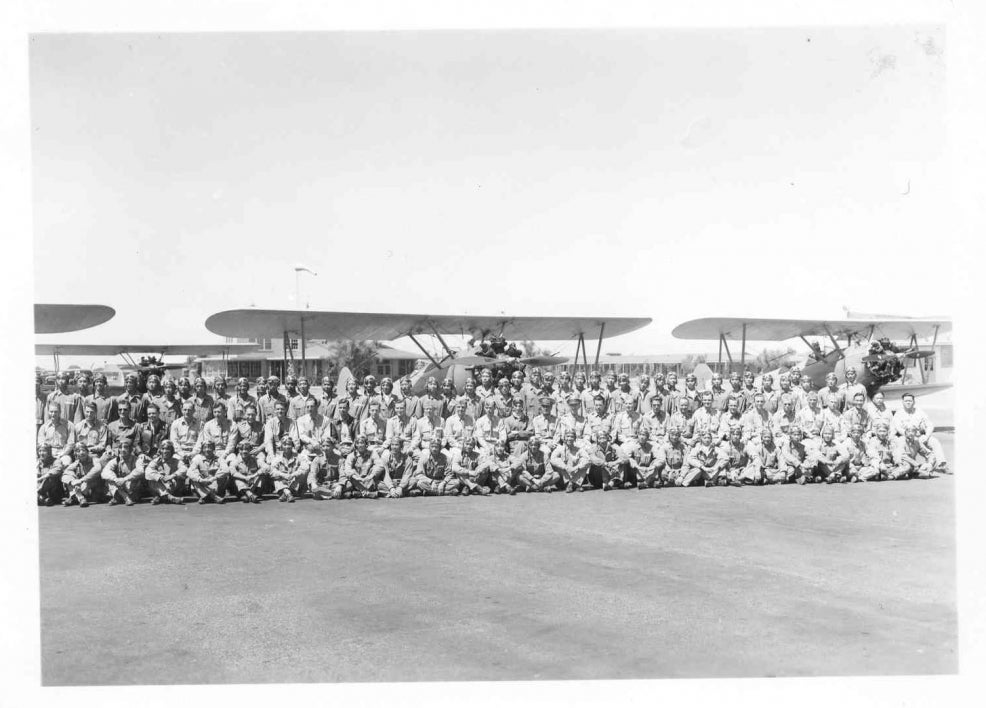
[204,308,653,393]
[34,304,115,334]
[672,314,951,399]
[34,343,260,395]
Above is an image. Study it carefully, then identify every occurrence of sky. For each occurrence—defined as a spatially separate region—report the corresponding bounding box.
[30,27,951,366]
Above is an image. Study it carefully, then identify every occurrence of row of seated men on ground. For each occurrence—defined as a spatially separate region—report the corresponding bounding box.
[38,385,947,506]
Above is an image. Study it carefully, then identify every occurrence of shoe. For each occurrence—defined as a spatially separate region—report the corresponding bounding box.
[251,493,261,504]
[493,487,502,495]
[446,489,459,497]
[577,485,585,493]
[215,496,226,505]
[479,487,491,496]
[45,498,57,507]
[241,494,251,503]
[565,484,574,493]
[461,487,471,496]
[543,486,553,493]
[705,481,714,488]
[409,489,423,497]
[108,499,119,506]
[508,486,516,496]
[362,491,378,499]
[198,497,209,504]
[602,483,609,492]
[525,487,533,493]
[623,482,634,490]
[150,497,161,505]
[171,495,185,505]
[125,499,135,506]
[61,498,72,507]
[79,499,89,508]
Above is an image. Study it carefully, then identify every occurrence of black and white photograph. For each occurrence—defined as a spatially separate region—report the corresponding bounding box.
[2,1,984,706]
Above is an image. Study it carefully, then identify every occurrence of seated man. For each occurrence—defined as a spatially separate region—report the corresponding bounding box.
[717,425,748,487]
[842,423,874,483]
[339,434,380,499]
[413,438,458,496]
[865,422,906,482]
[682,430,725,487]
[657,427,689,487]
[60,442,102,507]
[550,429,590,492]
[814,425,849,484]
[892,393,949,473]
[895,425,942,480]
[373,437,415,498]
[225,441,266,503]
[621,428,662,490]
[143,440,188,504]
[37,443,64,506]
[448,436,492,496]
[513,437,559,493]
[778,425,817,484]
[187,439,231,504]
[585,429,628,491]
[744,428,781,485]
[485,439,520,495]
[269,437,307,502]
[100,438,147,506]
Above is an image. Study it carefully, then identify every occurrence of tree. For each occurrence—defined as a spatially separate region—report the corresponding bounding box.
[752,346,798,373]
[680,354,707,373]
[328,340,381,380]
[521,340,555,358]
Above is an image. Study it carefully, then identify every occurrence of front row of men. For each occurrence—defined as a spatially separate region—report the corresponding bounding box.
[39,392,946,506]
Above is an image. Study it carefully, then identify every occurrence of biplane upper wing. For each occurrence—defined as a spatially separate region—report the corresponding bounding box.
[672,317,951,342]
[205,309,652,341]
[34,343,260,356]
[34,304,115,334]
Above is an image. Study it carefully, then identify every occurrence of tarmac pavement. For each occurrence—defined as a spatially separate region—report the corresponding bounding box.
[39,435,956,685]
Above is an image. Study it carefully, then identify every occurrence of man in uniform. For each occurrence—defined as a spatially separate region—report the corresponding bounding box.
[448,435,492,496]
[374,437,415,498]
[385,397,418,454]
[531,394,562,455]
[318,375,336,419]
[814,425,849,483]
[339,433,380,498]
[156,378,183,427]
[741,392,771,443]
[640,394,670,446]
[582,370,610,416]
[513,436,558,493]
[840,392,872,441]
[438,378,459,421]
[398,376,423,419]
[691,392,722,442]
[795,390,826,446]
[486,439,520,495]
[491,377,514,418]
[255,376,268,400]
[707,371,730,412]
[332,397,358,451]
[621,428,661,489]
[740,370,759,411]
[186,439,231,504]
[892,393,948,472]
[865,422,903,481]
[840,367,868,405]
[359,399,389,449]
[457,376,483,421]
[612,395,644,446]
[297,398,333,467]
[45,372,83,425]
[745,428,781,485]
[75,400,109,460]
[170,400,202,462]
[189,377,215,426]
[895,425,942,480]
[771,395,798,440]
[680,373,703,416]
[443,398,476,450]
[476,368,496,401]
[819,372,845,413]
[760,373,781,415]
[226,441,266,503]
[264,400,300,464]
[60,442,102,507]
[100,438,146,505]
[258,376,287,422]
[413,438,457,496]
[585,429,627,491]
[231,377,259,423]
[667,402,696,448]
[551,429,590,492]
[717,425,749,486]
[288,376,317,421]
[211,376,234,421]
[866,390,895,432]
[228,404,267,472]
[176,376,194,405]
[473,397,504,454]
[716,396,745,441]
[658,427,689,486]
[682,430,725,487]
[372,377,400,419]
[38,402,76,467]
[419,377,445,424]
[268,437,307,502]
[778,425,816,484]
[85,373,115,424]
[37,443,64,506]
[501,397,533,454]
[199,400,233,456]
[143,440,187,504]
[842,423,873,483]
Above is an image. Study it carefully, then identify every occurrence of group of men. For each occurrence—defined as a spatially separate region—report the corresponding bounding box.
[35,362,949,507]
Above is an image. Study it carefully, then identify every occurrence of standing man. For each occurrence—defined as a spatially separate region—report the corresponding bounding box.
[45,372,83,425]
[840,367,868,405]
[288,376,317,421]
[38,402,76,467]
[231,377,259,423]
[85,374,115,424]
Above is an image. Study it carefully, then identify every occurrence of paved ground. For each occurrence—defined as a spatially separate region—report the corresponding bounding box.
[39,435,956,685]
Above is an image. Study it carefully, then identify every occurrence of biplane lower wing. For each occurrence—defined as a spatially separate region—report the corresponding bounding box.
[672,317,951,342]
[205,309,652,342]
[34,304,116,334]
[34,343,260,356]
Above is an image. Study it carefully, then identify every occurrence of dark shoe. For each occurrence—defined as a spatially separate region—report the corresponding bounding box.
[150,497,161,505]
[198,497,209,504]
[108,499,119,506]
[565,483,574,493]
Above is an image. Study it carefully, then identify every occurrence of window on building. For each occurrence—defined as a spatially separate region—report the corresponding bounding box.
[247,338,272,351]
[397,359,415,377]
[376,362,391,377]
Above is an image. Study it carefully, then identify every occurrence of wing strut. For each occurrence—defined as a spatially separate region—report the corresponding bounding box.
[720,335,734,365]
[740,323,747,370]
[821,325,845,360]
[408,333,442,368]
[427,322,457,363]
[594,323,606,367]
